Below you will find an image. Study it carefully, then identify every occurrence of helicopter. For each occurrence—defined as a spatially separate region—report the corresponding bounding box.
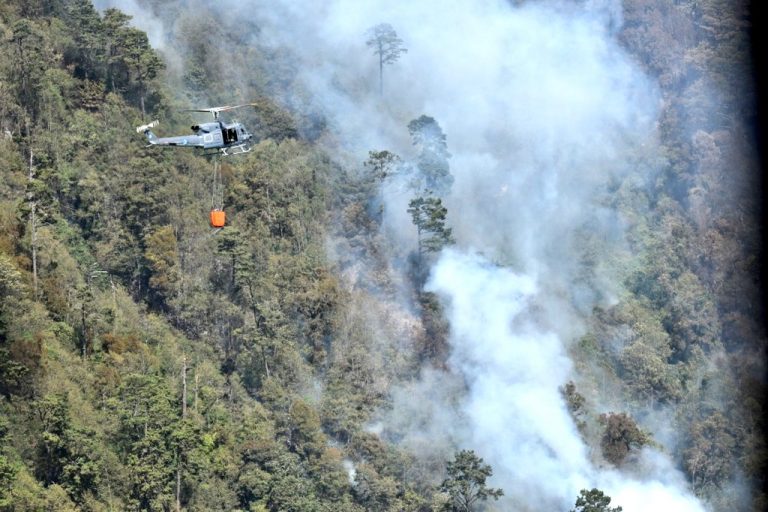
[136,103,257,156]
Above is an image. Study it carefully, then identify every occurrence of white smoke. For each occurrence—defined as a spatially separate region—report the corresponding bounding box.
[426,250,705,511]
[342,459,357,485]
[92,0,166,46]
[97,0,710,509]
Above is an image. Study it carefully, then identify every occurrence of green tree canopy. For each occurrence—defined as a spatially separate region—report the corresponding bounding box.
[599,412,650,466]
[407,195,454,256]
[407,115,453,195]
[439,449,503,511]
[570,488,623,512]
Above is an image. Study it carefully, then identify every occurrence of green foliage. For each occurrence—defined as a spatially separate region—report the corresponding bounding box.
[570,488,622,512]
[286,399,324,459]
[407,115,453,195]
[27,393,103,504]
[439,449,503,511]
[598,413,650,466]
[144,225,180,308]
[113,374,179,510]
[365,150,401,182]
[8,469,78,511]
[0,416,17,508]
[63,0,104,81]
[608,299,683,404]
[308,447,350,502]
[683,411,735,493]
[562,381,588,434]
[352,463,399,512]
[417,291,450,361]
[6,18,52,119]
[0,250,23,289]
[250,97,299,141]
[408,195,454,256]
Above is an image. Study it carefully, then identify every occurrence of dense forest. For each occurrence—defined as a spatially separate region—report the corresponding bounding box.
[0,1,765,511]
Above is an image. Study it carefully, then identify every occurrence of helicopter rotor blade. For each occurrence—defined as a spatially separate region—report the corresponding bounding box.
[182,108,223,113]
[182,103,258,119]
[216,103,259,111]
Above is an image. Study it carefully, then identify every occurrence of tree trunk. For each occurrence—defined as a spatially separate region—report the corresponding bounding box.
[416,225,423,269]
[176,357,187,512]
[181,356,188,419]
[27,144,38,299]
[175,465,182,512]
[379,53,384,96]
[193,371,199,414]
[263,347,271,379]
[139,79,146,119]
[81,301,88,358]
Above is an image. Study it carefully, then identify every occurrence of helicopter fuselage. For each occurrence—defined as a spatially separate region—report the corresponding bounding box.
[139,120,253,153]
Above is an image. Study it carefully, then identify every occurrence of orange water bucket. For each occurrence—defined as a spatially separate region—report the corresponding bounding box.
[210,209,226,228]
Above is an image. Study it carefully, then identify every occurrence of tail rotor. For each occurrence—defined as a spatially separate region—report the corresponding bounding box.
[136,120,159,133]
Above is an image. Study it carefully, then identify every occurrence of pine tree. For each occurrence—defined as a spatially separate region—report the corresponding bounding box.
[407,115,453,195]
[365,23,407,96]
[439,450,503,512]
[570,488,622,512]
[407,195,454,256]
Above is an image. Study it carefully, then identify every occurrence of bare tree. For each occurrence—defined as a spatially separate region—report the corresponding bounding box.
[366,23,407,95]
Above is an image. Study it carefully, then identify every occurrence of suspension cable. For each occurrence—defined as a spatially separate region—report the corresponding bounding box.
[211,157,223,210]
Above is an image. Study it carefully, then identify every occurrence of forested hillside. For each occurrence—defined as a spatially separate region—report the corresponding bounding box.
[0,1,765,511]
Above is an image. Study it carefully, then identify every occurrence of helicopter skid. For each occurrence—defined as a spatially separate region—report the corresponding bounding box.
[220,144,252,157]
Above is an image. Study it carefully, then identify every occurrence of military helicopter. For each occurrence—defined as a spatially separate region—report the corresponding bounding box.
[136,103,256,156]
